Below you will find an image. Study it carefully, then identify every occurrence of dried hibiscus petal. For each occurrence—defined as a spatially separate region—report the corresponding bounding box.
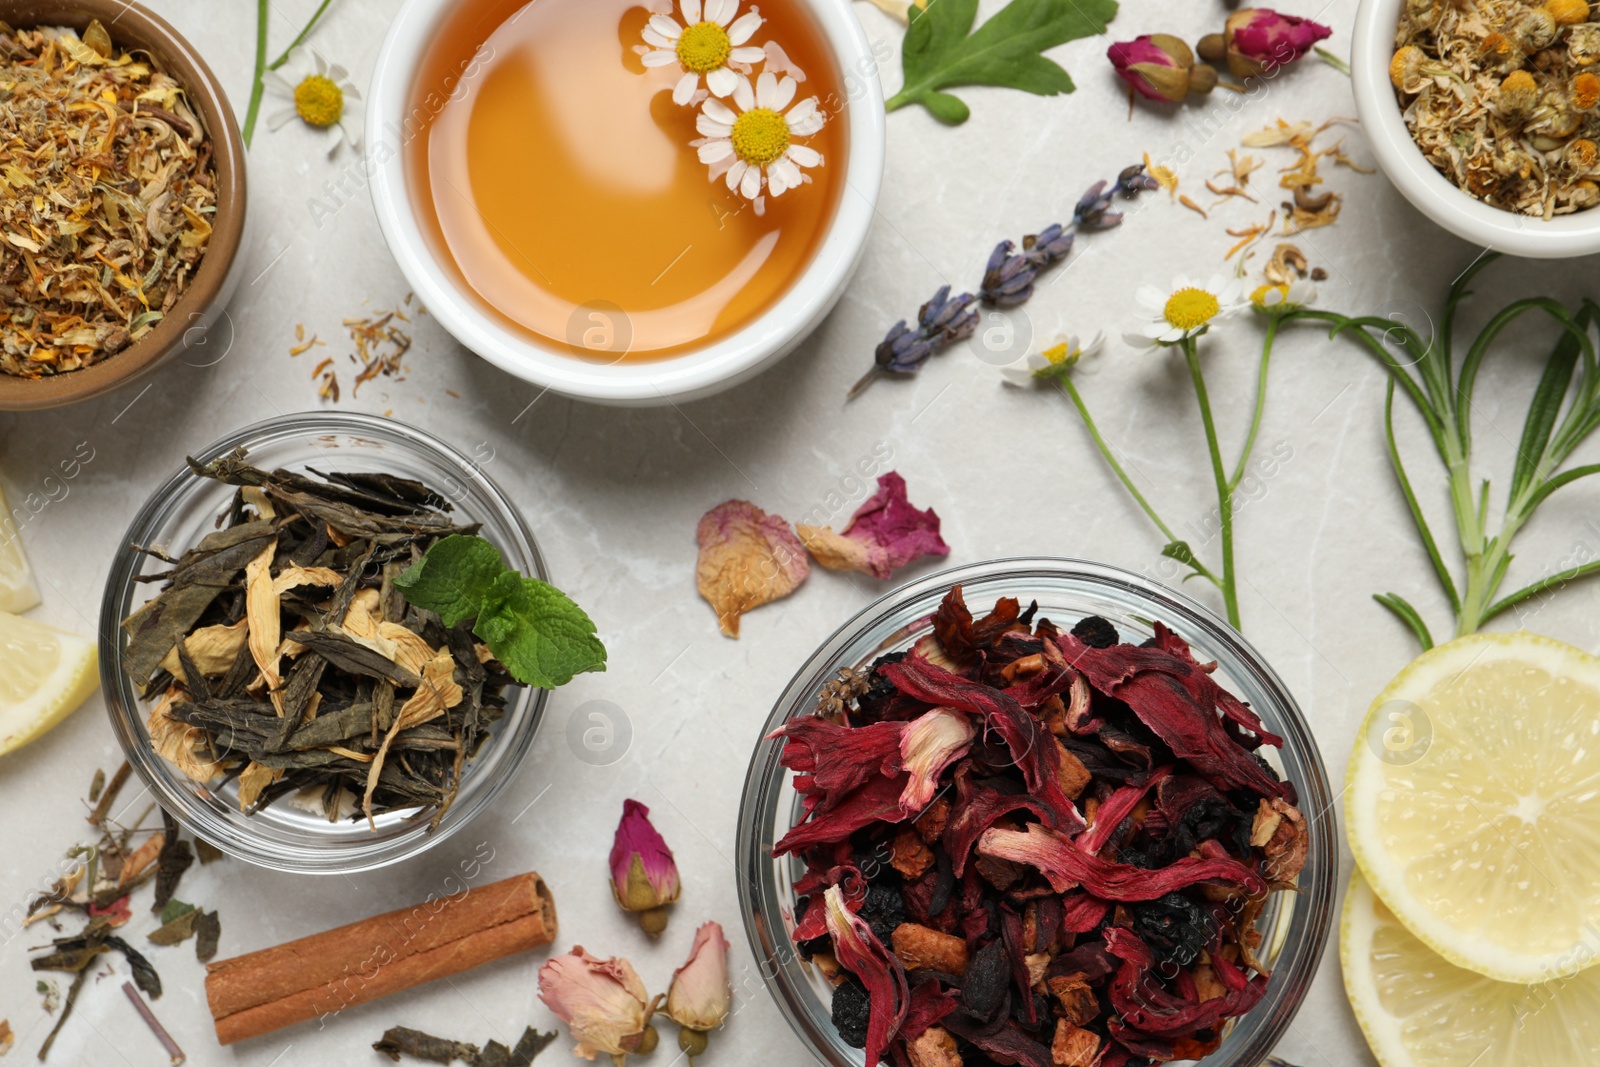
[695,500,809,638]
[824,886,910,1067]
[883,658,1083,832]
[977,823,1265,899]
[798,472,951,581]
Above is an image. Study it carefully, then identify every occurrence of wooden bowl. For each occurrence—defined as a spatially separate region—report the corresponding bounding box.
[0,0,248,411]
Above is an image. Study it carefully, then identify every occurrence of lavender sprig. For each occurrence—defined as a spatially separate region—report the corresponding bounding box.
[854,164,1159,397]
[850,286,978,399]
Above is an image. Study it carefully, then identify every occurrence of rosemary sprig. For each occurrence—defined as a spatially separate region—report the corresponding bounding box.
[1289,255,1600,647]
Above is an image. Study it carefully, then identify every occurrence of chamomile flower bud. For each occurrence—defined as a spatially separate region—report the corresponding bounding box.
[1496,70,1542,117]
[1544,0,1590,25]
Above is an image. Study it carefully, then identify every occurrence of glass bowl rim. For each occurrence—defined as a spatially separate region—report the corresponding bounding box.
[735,555,1338,1067]
[97,410,549,875]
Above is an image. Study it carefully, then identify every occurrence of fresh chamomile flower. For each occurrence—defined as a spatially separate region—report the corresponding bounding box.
[1126,275,1246,348]
[642,0,767,104]
[696,71,825,201]
[1251,278,1317,313]
[1000,332,1104,387]
[262,49,362,156]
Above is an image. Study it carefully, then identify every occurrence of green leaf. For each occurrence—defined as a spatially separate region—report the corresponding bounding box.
[1160,541,1210,583]
[1510,312,1583,504]
[473,572,607,689]
[884,0,1117,123]
[394,534,506,627]
[1373,593,1434,651]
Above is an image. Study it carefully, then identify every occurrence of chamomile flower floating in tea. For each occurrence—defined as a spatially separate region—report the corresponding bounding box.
[1126,275,1246,348]
[642,0,768,103]
[696,71,826,200]
[262,49,362,155]
[997,331,1103,387]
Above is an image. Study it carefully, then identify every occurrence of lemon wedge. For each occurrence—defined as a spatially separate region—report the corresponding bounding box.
[1347,630,1600,983]
[1342,871,1600,1067]
[0,483,41,613]
[0,610,98,756]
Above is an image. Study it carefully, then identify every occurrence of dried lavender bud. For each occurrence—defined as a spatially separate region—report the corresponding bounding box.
[1115,162,1161,197]
[831,978,871,1048]
[920,286,979,344]
[874,319,936,376]
[1021,223,1074,267]
[859,883,906,944]
[1072,615,1120,649]
[1131,892,1214,967]
[979,240,1038,308]
[960,940,1011,1019]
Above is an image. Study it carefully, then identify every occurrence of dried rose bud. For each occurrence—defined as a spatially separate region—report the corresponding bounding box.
[609,799,681,935]
[1199,8,1333,78]
[667,921,732,1058]
[1107,35,1198,102]
[537,947,658,1062]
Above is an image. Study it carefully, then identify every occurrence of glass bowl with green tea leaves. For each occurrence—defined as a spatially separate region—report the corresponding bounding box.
[99,412,604,875]
[736,558,1336,1067]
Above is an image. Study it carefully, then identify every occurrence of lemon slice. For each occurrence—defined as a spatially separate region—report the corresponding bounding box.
[0,484,41,613]
[1347,630,1600,983]
[1342,871,1600,1067]
[0,610,98,756]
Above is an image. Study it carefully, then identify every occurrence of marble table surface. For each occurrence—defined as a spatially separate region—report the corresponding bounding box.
[3,0,1597,1064]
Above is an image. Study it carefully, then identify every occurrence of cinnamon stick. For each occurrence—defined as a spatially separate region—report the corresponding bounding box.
[205,871,556,1045]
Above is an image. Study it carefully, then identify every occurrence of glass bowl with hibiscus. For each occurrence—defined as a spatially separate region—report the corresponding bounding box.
[735,557,1336,1067]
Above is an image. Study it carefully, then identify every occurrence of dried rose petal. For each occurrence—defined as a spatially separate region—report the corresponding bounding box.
[977,822,1265,899]
[798,472,951,581]
[695,500,809,638]
[824,885,909,1067]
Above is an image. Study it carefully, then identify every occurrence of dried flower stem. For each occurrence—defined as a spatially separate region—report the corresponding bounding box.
[242,0,270,145]
[1182,339,1240,627]
[121,981,185,1065]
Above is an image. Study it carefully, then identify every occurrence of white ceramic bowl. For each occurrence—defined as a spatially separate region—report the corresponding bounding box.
[366,0,886,406]
[1353,0,1600,257]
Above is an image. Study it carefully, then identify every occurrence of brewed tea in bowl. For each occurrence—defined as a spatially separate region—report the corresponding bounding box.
[368,0,885,405]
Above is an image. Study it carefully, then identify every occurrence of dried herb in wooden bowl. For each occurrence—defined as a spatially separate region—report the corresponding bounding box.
[120,450,603,828]
[771,586,1307,1067]
[0,18,216,376]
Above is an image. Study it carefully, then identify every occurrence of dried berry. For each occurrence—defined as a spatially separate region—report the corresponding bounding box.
[832,978,872,1048]
[860,883,907,945]
[1070,615,1120,649]
[960,940,1011,1020]
[1131,892,1214,968]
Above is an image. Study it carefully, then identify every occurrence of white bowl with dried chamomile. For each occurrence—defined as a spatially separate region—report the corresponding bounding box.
[1354,0,1600,256]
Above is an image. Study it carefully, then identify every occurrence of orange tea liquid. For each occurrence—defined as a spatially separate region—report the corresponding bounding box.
[406,0,848,361]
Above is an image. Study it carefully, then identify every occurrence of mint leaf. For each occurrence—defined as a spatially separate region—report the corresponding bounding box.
[474,572,607,689]
[885,0,1119,125]
[394,534,506,627]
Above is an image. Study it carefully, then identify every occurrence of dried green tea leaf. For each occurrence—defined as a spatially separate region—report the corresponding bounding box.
[151,814,193,912]
[372,1025,480,1064]
[285,630,424,687]
[394,534,507,626]
[147,908,201,946]
[193,910,221,962]
[158,899,196,925]
[508,1028,556,1066]
[194,839,225,864]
